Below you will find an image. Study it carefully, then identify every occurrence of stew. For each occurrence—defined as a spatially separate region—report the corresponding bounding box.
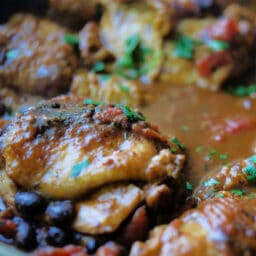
[0,1,256,255]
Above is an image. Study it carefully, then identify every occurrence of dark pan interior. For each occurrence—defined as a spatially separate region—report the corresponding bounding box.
[0,0,48,23]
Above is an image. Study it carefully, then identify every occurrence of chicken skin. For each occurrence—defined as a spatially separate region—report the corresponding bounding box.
[194,155,256,202]
[1,95,185,199]
[0,14,77,97]
[71,70,146,108]
[130,195,256,256]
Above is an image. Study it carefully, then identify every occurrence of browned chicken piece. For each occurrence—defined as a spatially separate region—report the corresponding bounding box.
[0,87,42,116]
[79,22,114,68]
[70,70,147,108]
[1,95,185,200]
[99,0,171,82]
[0,14,77,97]
[105,0,235,16]
[48,0,99,28]
[161,4,256,90]
[193,155,256,202]
[130,195,256,256]
[73,184,144,234]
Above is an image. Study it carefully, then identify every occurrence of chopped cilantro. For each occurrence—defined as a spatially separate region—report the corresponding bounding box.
[226,84,256,97]
[114,34,157,79]
[98,74,111,82]
[115,104,145,122]
[64,33,79,46]
[195,146,205,153]
[181,125,190,132]
[219,154,228,160]
[186,182,193,190]
[215,193,224,198]
[6,49,20,60]
[119,84,130,94]
[174,35,198,60]
[249,155,256,163]
[71,160,90,178]
[206,40,229,51]
[203,178,220,187]
[248,193,256,200]
[231,189,247,196]
[243,165,256,183]
[205,149,218,160]
[83,99,102,106]
[91,61,105,73]
[170,148,177,154]
[172,137,186,151]
[208,149,218,156]
[126,34,140,55]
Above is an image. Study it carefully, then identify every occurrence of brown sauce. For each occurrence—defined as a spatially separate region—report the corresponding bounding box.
[142,84,256,185]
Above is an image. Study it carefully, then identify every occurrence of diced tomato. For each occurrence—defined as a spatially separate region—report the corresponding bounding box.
[207,18,239,42]
[0,219,17,238]
[33,245,88,256]
[196,51,232,77]
[204,116,256,141]
[94,107,124,123]
[95,242,126,256]
[225,117,256,134]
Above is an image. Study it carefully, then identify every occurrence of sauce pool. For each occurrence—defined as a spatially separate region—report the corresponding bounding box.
[142,84,256,185]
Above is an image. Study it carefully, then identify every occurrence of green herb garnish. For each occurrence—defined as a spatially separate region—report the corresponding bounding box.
[248,193,256,200]
[219,154,228,161]
[172,137,186,151]
[186,182,193,190]
[174,35,198,60]
[114,34,157,79]
[203,178,220,187]
[6,49,20,60]
[206,40,229,51]
[119,84,130,94]
[195,146,205,153]
[170,148,177,154]
[181,125,190,132]
[243,165,256,183]
[226,84,256,97]
[71,160,90,178]
[91,61,105,73]
[98,74,111,82]
[215,193,224,198]
[205,149,218,160]
[83,99,102,106]
[116,104,145,122]
[249,155,256,163]
[64,33,79,46]
[231,189,247,196]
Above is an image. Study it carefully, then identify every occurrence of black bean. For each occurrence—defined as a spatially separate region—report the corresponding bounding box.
[15,220,37,250]
[51,102,61,109]
[15,192,46,217]
[46,200,75,226]
[46,226,69,247]
[0,102,6,116]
